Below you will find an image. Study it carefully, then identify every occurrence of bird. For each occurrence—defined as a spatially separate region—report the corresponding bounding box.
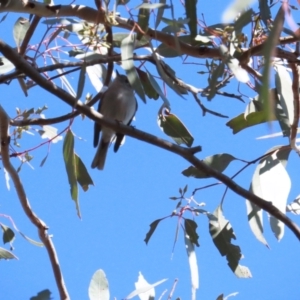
[91,71,137,170]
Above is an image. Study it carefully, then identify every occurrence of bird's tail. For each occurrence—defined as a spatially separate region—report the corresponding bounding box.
[91,140,109,170]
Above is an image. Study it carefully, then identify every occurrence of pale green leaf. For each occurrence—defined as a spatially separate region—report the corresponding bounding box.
[121,34,146,103]
[13,17,30,48]
[88,269,110,300]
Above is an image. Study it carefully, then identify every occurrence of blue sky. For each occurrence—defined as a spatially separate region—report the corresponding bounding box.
[1,0,300,299]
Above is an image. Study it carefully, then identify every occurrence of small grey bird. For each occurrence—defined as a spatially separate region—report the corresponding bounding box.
[91,71,137,170]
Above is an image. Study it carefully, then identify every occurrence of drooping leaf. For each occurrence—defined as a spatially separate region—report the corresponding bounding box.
[182,154,237,178]
[63,130,80,217]
[274,63,294,125]
[136,4,150,40]
[246,162,269,247]
[13,17,30,48]
[209,206,252,278]
[144,218,164,244]
[207,62,225,100]
[88,269,110,300]
[111,32,149,48]
[184,219,200,247]
[86,64,106,93]
[1,224,15,244]
[136,68,159,100]
[155,0,167,28]
[76,63,86,100]
[158,111,194,147]
[121,33,146,103]
[185,0,198,41]
[258,151,291,240]
[258,6,285,120]
[145,69,170,107]
[259,0,272,27]
[185,233,199,299]
[75,154,94,192]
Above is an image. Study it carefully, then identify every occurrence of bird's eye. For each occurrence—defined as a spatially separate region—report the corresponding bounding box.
[125,78,129,84]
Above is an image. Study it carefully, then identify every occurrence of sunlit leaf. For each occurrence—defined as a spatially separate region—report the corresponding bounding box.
[121,34,146,103]
[222,0,256,22]
[134,272,155,300]
[274,63,294,125]
[126,275,167,299]
[185,233,199,299]
[88,269,110,300]
[0,247,18,260]
[39,125,63,144]
[13,17,30,48]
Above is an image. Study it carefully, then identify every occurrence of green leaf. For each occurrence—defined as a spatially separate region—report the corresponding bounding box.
[1,224,15,244]
[63,130,80,217]
[258,6,284,120]
[144,218,164,244]
[209,205,251,278]
[0,247,18,260]
[184,219,200,247]
[74,154,94,192]
[136,68,159,100]
[145,69,170,107]
[13,17,30,48]
[111,32,149,48]
[76,63,86,100]
[155,0,167,28]
[30,289,52,300]
[259,0,271,27]
[121,34,146,103]
[207,62,225,100]
[135,2,169,9]
[185,0,198,41]
[158,111,194,147]
[136,4,150,40]
[182,154,237,178]
[88,270,110,300]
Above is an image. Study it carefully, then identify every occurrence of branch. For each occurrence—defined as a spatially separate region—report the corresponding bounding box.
[289,62,300,153]
[1,39,299,241]
[0,105,70,300]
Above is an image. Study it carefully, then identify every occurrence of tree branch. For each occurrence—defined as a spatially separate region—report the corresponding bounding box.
[0,105,70,300]
[1,39,299,241]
